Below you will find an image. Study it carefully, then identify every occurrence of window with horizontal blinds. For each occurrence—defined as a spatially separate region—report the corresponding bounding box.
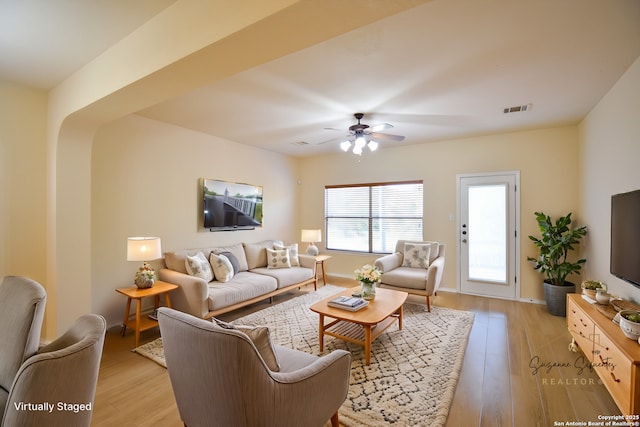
[324,181,423,253]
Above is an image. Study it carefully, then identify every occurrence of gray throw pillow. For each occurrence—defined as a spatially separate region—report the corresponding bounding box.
[212,318,280,372]
[219,251,241,274]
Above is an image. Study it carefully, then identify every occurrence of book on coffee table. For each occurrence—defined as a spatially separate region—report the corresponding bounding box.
[327,296,369,312]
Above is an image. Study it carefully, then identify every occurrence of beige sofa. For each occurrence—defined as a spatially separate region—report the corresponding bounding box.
[374,240,445,312]
[159,240,317,319]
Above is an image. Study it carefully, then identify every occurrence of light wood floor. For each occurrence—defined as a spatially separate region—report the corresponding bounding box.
[92,279,620,426]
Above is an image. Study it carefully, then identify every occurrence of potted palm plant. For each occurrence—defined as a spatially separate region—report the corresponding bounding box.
[528,211,587,316]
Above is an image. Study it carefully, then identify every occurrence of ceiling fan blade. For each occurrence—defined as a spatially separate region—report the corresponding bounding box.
[368,132,405,142]
[370,123,393,132]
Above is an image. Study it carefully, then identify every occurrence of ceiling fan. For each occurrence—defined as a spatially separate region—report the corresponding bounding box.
[323,113,405,155]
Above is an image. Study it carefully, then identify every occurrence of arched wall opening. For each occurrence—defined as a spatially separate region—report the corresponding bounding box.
[46,0,428,336]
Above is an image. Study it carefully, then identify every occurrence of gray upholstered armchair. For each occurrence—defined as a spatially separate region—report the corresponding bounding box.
[2,313,106,427]
[0,276,47,422]
[375,240,446,312]
[157,307,352,427]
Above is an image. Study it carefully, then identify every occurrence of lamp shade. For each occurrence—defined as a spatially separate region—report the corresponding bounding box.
[127,237,162,261]
[301,229,321,243]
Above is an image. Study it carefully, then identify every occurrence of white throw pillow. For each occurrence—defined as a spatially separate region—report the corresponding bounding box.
[402,243,431,269]
[274,243,299,266]
[184,252,214,282]
[209,253,234,282]
[266,248,291,269]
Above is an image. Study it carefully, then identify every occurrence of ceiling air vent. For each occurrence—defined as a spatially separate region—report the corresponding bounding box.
[291,141,310,146]
[503,103,532,114]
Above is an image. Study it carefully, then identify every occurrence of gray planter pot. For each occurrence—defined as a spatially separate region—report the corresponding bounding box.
[543,280,576,316]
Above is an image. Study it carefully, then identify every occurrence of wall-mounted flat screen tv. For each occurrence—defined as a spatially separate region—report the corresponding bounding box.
[611,189,640,288]
[203,179,263,231]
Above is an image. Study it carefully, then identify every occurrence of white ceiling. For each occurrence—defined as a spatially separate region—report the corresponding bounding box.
[0,0,176,89]
[2,0,639,157]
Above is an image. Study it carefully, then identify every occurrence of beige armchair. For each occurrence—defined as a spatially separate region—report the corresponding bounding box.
[375,240,446,312]
[0,276,47,421]
[2,313,106,427]
[157,307,352,427]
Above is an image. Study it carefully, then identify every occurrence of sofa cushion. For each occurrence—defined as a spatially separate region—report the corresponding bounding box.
[274,243,300,266]
[211,243,249,272]
[207,272,277,311]
[251,266,313,289]
[266,248,291,269]
[213,319,280,372]
[209,253,234,283]
[243,240,283,270]
[381,266,429,290]
[402,243,431,269]
[185,252,214,282]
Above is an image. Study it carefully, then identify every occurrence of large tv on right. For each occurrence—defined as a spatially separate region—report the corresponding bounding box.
[611,189,640,288]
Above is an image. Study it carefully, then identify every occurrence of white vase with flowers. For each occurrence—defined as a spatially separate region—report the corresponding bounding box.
[354,264,381,300]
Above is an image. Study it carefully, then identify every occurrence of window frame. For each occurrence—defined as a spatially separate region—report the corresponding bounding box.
[324,180,424,254]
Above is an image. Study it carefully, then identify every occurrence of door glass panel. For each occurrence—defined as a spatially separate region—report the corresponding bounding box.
[468,184,507,283]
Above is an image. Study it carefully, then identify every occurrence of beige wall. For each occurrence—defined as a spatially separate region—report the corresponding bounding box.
[580,55,640,302]
[0,82,48,281]
[0,81,49,333]
[298,126,581,302]
[92,115,300,325]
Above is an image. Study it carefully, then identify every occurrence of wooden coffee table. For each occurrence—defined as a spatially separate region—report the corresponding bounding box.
[310,286,408,365]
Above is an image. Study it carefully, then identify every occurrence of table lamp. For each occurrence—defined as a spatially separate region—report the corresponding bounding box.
[127,237,162,288]
[301,229,321,256]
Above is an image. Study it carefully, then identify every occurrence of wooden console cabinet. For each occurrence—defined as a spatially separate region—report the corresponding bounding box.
[567,294,640,415]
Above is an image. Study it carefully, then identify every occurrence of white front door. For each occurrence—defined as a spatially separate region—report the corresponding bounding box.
[457,172,519,299]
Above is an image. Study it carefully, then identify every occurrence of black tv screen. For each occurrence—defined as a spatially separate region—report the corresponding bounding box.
[611,189,640,287]
[203,179,263,231]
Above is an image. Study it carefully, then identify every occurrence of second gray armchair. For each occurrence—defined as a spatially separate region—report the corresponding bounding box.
[0,276,47,423]
[1,313,106,427]
[375,240,446,312]
[158,307,352,427]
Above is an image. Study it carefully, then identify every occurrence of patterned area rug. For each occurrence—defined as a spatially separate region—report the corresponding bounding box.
[135,285,474,427]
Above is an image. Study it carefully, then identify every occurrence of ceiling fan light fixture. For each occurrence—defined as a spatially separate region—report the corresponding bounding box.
[340,140,352,152]
[332,113,405,156]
